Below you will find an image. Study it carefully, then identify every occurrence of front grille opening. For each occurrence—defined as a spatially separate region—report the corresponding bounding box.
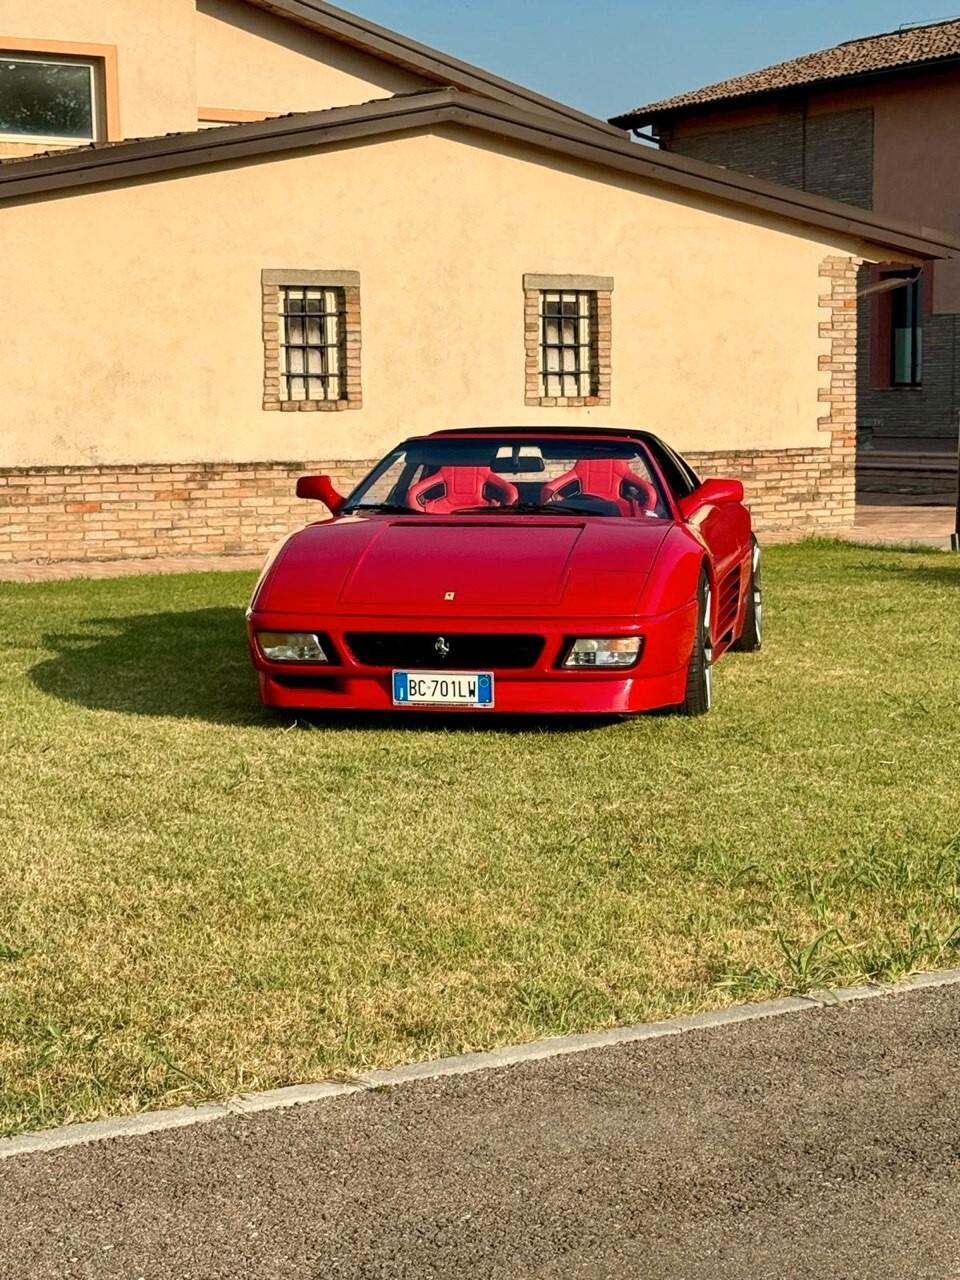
[345,632,545,670]
[270,674,339,691]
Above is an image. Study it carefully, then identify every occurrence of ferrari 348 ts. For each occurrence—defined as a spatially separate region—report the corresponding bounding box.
[247,428,761,717]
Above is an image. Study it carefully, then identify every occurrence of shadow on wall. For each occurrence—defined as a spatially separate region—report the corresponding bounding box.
[29,607,621,733]
[30,608,270,727]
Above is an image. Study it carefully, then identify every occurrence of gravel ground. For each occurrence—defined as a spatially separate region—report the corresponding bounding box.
[3,984,960,1279]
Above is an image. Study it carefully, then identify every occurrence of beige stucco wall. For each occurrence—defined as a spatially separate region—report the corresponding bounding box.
[0,0,198,153]
[0,125,897,468]
[194,0,429,116]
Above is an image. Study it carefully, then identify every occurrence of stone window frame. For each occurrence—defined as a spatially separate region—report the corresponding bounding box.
[262,269,362,413]
[524,273,612,408]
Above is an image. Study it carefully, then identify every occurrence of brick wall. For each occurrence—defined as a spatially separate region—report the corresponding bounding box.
[665,113,804,189]
[815,254,861,529]
[0,447,852,564]
[666,108,873,207]
[0,460,375,564]
[804,110,874,208]
[686,447,849,530]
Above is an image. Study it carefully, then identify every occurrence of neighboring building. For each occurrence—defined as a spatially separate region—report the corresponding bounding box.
[612,18,960,490]
[1,4,957,565]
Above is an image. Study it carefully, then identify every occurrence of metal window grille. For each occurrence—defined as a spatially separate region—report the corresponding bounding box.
[280,286,346,402]
[540,290,599,398]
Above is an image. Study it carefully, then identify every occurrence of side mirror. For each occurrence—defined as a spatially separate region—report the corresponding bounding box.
[678,477,744,521]
[296,474,346,514]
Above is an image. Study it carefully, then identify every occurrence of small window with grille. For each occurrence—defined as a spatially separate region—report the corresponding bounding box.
[524,274,612,408]
[280,286,345,403]
[539,290,598,399]
[262,270,361,413]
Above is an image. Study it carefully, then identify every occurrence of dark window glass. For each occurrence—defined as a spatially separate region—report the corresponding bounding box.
[540,290,599,398]
[0,57,95,140]
[280,286,346,402]
[645,436,700,498]
[890,278,922,387]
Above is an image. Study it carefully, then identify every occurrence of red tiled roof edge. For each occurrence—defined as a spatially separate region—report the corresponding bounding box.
[611,18,960,127]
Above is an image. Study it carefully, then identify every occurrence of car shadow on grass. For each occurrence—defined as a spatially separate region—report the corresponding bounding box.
[31,607,269,727]
[29,607,622,734]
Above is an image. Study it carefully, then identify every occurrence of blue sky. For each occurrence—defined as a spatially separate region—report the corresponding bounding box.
[350,1,948,119]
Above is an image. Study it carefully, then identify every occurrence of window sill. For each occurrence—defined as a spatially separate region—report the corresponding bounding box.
[0,133,97,146]
[264,398,361,412]
[525,395,609,408]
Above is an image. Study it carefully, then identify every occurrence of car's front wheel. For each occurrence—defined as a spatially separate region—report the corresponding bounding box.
[676,571,713,717]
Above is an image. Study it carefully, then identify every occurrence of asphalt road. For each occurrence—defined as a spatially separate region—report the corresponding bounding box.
[3,984,960,1279]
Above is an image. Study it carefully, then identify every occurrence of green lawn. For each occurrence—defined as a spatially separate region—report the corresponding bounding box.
[1,541,959,1136]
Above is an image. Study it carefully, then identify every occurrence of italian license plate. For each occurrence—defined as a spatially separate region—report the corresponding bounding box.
[392,671,494,708]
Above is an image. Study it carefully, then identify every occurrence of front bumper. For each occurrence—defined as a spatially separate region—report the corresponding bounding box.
[247,604,697,715]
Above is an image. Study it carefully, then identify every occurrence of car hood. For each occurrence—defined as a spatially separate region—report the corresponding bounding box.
[254,516,672,617]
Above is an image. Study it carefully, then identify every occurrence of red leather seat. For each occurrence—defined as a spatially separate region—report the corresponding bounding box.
[541,459,657,517]
[407,466,519,514]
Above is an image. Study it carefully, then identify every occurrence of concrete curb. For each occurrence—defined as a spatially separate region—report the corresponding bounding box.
[4,966,960,1162]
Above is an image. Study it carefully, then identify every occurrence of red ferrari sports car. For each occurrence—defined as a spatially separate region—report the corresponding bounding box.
[247,428,761,717]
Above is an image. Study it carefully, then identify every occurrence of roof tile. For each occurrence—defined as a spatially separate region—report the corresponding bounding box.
[612,18,960,125]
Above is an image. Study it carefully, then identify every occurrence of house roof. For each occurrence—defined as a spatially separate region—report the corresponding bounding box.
[0,87,957,260]
[611,17,960,127]
[243,0,624,136]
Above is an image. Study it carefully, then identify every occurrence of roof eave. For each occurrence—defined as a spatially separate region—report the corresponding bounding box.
[0,88,956,261]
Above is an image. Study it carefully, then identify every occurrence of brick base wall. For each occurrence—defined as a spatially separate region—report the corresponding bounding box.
[687,446,852,531]
[0,460,376,564]
[0,446,852,565]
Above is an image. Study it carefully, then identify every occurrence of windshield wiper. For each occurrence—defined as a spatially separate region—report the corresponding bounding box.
[450,502,607,516]
[345,502,419,515]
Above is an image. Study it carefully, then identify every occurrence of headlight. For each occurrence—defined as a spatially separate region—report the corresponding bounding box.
[562,637,642,669]
[257,632,330,663]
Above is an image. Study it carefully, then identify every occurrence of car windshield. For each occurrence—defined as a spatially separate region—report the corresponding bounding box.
[342,437,671,519]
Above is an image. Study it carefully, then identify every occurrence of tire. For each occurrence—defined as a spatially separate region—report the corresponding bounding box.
[731,536,762,653]
[677,571,713,717]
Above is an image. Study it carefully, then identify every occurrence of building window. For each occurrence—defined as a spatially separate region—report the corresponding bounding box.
[524,274,612,407]
[0,54,98,142]
[890,277,922,387]
[540,291,598,399]
[280,286,346,403]
[262,271,362,413]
